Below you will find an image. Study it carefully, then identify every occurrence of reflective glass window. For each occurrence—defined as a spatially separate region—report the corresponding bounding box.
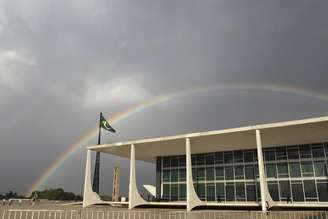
[206,183,215,201]
[236,182,246,201]
[216,183,225,202]
[245,165,255,179]
[291,181,304,202]
[268,182,279,201]
[234,151,243,163]
[192,168,196,181]
[225,166,234,180]
[197,183,206,200]
[304,180,317,200]
[163,184,170,199]
[170,184,179,201]
[171,157,179,167]
[287,147,299,160]
[191,155,196,166]
[205,153,214,165]
[314,161,327,177]
[300,145,312,158]
[266,164,277,178]
[196,167,205,180]
[234,165,244,179]
[179,156,186,166]
[226,183,235,201]
[289,162,301,177]
[317,181,328,202]
[276,147,287,160]
[215,167,224,180]
[163,157,170,168]
[171,169,178,182]
[325,144,328,157]
[196,154,205,165]
[224,152,233,164]
[279,181,291,201]
[163,170,170,182]
[301,162,314,177]
[264,150,275,161]
[244,151,254,163]
[206,167,215,181]
[246,183,256,201]
[179,184,186,199]
[179,169,186,181]
[277,163,289,178]
[215,152,223,164]
[312,144,324,158]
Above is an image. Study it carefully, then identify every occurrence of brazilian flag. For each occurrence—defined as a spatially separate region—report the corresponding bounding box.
[100,113,116,133]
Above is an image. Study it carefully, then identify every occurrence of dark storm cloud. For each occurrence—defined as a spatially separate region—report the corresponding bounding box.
[1,0,328,195]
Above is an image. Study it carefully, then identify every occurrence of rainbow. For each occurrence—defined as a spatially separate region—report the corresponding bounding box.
[25,81,328,196]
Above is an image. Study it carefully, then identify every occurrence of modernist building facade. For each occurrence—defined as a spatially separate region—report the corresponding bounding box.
[83,116,328,211]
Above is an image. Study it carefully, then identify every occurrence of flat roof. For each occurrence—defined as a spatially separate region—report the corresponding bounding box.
[88,116,328,163]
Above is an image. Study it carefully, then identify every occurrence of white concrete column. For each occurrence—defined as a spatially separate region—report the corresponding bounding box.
[256,130,275,212]
[186,138,203,211]
[128,144,147,209]
[83,150,102,207]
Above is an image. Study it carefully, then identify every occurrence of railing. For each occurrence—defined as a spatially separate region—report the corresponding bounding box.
[0,209,327,219]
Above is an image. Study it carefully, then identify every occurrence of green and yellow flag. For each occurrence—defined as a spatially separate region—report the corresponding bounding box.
[100,114,116,133]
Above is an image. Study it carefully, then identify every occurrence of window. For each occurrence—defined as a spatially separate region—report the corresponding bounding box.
[245,165,255,179]
[266,164,277,178]
[171,156,179,167]
[268,181,279,201]
[287,147,299,160]
[170,184,179,201]
[301,162,314,177]
[216,183,225,202]
[234,151,243,163]
[192,168,197,181]
[215,152,223,164]
[234,165,244,179]
[289,162,301,177]
[246,183,256,201]
[171,169,178,182]
[191,155,196,166]
[225,183,235,201]
[264,150,275,161]
[179,184,186,199]
[291,181,304,202]
[314,161,327,177]
[312,145,324,158]
[317,181,328,202]
[215,167,224,180]
[303,180,317,201]
[196,154,205,165]
[276,147,287,160]
[244,150,254,163]
[224,152,233,164]
[163,170,170,182]
[179,169,186,181]
[300,145,312,158]
[197,183,206,200]
[277,163,289,178]
[163,184,170,199]
[279,181,291,201]
[236,182,246,201]
[206,183,215,201]
[196,167,205,180]
[163,157,170,168]
[179,156,186,166]
[205,153,214,165]
[225,166,234,180]
[206,167,215,181]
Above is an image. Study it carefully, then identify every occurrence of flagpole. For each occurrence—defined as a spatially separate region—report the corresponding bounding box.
[92,112,102,194]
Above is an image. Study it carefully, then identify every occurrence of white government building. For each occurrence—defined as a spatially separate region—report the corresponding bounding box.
[83,116,328,211]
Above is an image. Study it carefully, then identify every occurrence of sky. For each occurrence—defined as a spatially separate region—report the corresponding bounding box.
[0,0,328,197]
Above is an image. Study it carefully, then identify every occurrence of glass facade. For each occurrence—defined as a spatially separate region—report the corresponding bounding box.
[157,142,328,203]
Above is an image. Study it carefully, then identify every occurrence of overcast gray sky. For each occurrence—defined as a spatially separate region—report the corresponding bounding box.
[1,0,328,196]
